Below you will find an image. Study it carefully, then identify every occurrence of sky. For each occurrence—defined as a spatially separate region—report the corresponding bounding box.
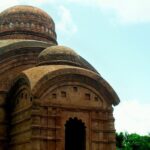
[0,0,150,135]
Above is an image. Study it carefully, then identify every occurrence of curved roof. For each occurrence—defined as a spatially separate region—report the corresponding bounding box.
[19,65,120,106]
[0,40,52,79]
[0,39,51,55]
[0,5,57,44]
[38,45,99,73]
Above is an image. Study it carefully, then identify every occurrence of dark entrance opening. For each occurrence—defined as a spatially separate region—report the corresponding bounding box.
[65,118,86,150]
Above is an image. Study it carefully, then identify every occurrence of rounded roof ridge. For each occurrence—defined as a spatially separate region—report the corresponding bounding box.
[0,5,51,19]
[39,45,78,56]
[38,45,99,73]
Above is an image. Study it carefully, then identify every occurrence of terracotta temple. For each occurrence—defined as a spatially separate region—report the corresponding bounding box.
[0,5,120,150]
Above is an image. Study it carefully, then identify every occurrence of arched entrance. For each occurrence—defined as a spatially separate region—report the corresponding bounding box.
[65,118,86,150]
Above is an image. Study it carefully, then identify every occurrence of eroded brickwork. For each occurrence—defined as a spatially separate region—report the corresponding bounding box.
[0,5,119,150]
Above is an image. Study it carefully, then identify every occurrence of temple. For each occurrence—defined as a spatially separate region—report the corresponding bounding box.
[0,5,120,150]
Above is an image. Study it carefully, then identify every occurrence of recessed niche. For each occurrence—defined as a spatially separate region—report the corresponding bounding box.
[85,93,90,100]
[52,93,57,99]
[73,87,78,92]
[61,91,66,97]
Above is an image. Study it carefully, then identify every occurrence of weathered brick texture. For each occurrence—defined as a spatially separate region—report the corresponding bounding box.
[0,5,120,150]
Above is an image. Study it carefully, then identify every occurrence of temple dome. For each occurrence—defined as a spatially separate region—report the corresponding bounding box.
[38,45,99,73]
[0,5,57,44]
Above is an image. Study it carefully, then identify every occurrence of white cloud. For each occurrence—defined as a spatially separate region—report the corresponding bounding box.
[114,100,150,135]
[68,0,150,24]
[1,0,150,24]
[0,0,20,11]
[56,6,77,36]
[0,0,55,12]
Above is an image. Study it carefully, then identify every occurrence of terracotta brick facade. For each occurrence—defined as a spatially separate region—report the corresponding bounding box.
[0,5,120,150]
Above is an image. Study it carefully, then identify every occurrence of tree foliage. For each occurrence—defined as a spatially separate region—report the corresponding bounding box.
[116,132,150,150]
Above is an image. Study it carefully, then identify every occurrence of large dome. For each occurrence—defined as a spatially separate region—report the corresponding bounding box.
[0,5,57,44]
[38,45,99,73]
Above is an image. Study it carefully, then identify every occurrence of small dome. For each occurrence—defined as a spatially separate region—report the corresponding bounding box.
[38,45,99,73]
[0,5,57,44]
[38,45,80,66]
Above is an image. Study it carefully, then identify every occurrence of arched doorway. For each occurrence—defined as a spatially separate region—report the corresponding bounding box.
[65,118,86,150]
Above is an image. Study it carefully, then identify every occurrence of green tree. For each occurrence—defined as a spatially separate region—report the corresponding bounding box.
[116,132,125,149]
[116,132,150,150]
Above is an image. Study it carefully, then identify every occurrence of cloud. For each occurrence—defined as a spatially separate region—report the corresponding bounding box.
[56,6,77,36]
[1,0,150,24]
[114,100,150,135]
[0,0,55,12]
[68,0,150,24]
[0,0,20,11]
